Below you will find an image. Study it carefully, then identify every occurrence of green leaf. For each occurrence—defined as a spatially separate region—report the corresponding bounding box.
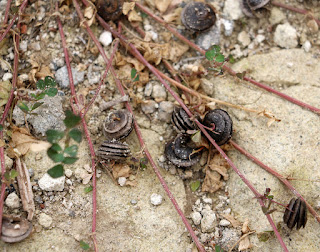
[36,79,46,90]
[191,130,201,143]
[257,232,272,242]
[79,240,90,250]
[190,180,200,192]
[63,157,78,164]
[215,245,224,252]
[51,143,62,152]
[64,110,81,128]
[140,158,148,170]
[9,169,18,179]
[227,54,235,64]
[45,87,58,97]
[131,68,139,82]
[31,102,44,111]
[46,129,65,143]
[18,101,29,113]
[0,124,3,131]
[44,76,56,87]
[205,50,216,61]
[84,185,93,193]
[64,145,78,157]
[47,146,64,162]
[68,128,82,143]
[31,92,46,101]
[215,54,225,63]
[47,164,64,178]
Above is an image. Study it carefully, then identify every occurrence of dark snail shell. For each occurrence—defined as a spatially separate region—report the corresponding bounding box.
[181,2,216,32]
[283,198,308,230]
[202,109,233,146]
[97,140,131,161]
[240,0,270,17]
[165,134,200,167]
[96,0,124,22]
[1,216,33,243]
[103,109,133,140]
[172,107,197,133]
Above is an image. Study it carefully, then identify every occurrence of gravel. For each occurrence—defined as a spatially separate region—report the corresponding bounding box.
[39,213,53,229]
[274,23,298,49]
[55,66,85,88]
[190,211,202,225]
[38,173,65,191]
[150,193,163,206]
[5,192,20,209]
[201,210,217,233]
[99,31,113,47]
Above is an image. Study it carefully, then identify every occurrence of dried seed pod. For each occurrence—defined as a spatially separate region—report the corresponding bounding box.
[1,216,33,243]
[202,109,233,146]
[181,2,216,32]
[172,107,197,133]
[97,140,131,161]
[96,0,124,22]
[283,198,308,230]
[165,134,200,167]
[103,109,134,140]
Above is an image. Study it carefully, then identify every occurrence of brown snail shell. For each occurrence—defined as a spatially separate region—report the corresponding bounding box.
[97,140,131,161]
[181,2,216,32]
[172,107,197,133]
[103,109,133,140]
[247,0,270,10]
[283,198,308,230]
[202,109,233,146]
[1,216,33,243]
[240,0,270,17]
[165,134,200,167]
[96,0,124,22]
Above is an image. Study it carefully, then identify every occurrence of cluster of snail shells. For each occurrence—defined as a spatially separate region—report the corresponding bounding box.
[165,107,233,168]
[97,109,133,161]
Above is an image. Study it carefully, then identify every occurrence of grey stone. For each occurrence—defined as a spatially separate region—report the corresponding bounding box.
[200,78,214,96]
[65,169,73,178]
[5,192,20,209]
[220,228,240,250]
[158,101,174,122]
[141,100,157,114]
[152,84,167,101]
[195,23,220,51]
[201,210,217,232]
[223,0,243,20]
[144,82,153,97]
[274,23,298,49]
[269,7,286,25]
[190,211,202,225]
[39,213,52,228]
[38,173,65,191]
[150,193,163,206]
[55,66,84,88]
[221,19,234,36]
[12,94,65,136]
[237,31,251,47]
[219,219,231,227]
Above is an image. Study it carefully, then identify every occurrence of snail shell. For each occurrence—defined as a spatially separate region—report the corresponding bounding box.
[96,0,124,21]
[172,107,197,133]
[283,198,308,230]
[103,109,133,140]
[181,2,216,32]
[97,140,131,161]
[1,216,33,243]
[202,109,233,146]
[247,0,270,10]
[165,134,200,167]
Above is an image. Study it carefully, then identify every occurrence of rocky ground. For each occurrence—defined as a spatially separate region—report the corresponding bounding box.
[1,0,320,251]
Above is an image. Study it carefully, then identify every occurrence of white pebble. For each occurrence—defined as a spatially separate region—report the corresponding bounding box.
[219,219,231,227]
[150,193,163,206]
[3,73,13,81]
[190,211,202,225]
[302,41,311,52]
[5,192,20,209]
[38,173,65,191]
[118,177,127,187]
[39,213,52,228]
[65,169,73,178]
[99,31,113,47]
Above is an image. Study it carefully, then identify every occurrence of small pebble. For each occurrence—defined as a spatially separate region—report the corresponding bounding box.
[190,211,202,225]
[5,192,20,209]
[302,41,311,53]
[39,213,52,229]
[38,173,65,191]
[130,199,137,205]
[3,73,13,81]
[65,169,73,178]
[274,23,298,49]
[99,31,113,47]
[141,100,157,114]
[118,177,127,187]
[150,193,163,206]
[152,84,167,101]
[219,219,231,227]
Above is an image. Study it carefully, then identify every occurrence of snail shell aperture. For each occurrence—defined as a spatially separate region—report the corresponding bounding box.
[181,2,216,32]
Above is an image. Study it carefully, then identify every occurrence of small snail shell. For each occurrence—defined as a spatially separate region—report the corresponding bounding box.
[96,0,124,21]
[172,107,197,133]
[97,140,131,161]
[247,0,270,10]
[283,198,307,230]
[1,216,33,243]
[103,109,133,140]
[165,134,200,167]
[181,2,216,32]
[202,109,233,146]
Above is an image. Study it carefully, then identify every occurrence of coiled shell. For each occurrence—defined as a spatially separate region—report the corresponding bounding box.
[1,216,33,243]
[202,109,233,146]
[283,198,308,230]
[240,0,270,17]
[97,140,131,161]
[96,0,124,21]
[181,2,216,32]
[165,134,200,167]
[172,107,197,133]
[103,109,133,140]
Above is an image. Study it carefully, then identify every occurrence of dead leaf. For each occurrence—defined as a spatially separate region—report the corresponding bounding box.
[128,10,142,22]
[163,7,182,23]
[155,0,172,13]
[241,219,250,234]
[0,80,12,107]
[112,164,131,179]
[123,2,135,15]
[35,65,53,79]
[221,214,241,228]
[84,5,96,26]
[238,236,253,251]
[0,139,5,147]
[125,180,137,187]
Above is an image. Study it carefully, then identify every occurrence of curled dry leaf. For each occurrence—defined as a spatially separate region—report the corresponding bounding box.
[239,219,253,251]
[0,80,11,107]
[163,8,182,23]
[112,163,131,179]
[84,5,96,27]
[128,9,143,22]
[221,214,241,228]
[122,2,135,15]
[115,52,145,72]
[155,0,172,13]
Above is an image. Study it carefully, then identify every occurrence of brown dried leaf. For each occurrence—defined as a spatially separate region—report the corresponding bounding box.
[241,219,250,234]
[112,164,131,179]
[202,169,223,193]
[0,80,12,107]
[221,214,241,228]
[128,10,142,22]
[208,155,230,180]
[84,5,96,26]
[163,7,182,23]
[123,2,135,15]
[0,139,5,147]
[238,236,253,251]
[35,65,53,79]
[155,0,172,13]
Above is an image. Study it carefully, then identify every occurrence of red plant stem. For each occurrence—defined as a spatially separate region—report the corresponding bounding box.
[97,17,289,252]
[3,0,12,25]
[76,1,206,250]
[272,1,320,26]
[0,0,28,43]
[231,140,320,223]
[56,3,98,251]
[82,39,120,118]
[133,1,320,115]
[0,5,23,238]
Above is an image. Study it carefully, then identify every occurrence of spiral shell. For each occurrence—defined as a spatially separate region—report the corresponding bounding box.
[202,109,233,146]
[103,109,133,140]
[172,107,197,133]
[96,0,124,21]
[181,2,216,32]
[97,140,131,161]
[1,216,33,243]
[283,198,308,229]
